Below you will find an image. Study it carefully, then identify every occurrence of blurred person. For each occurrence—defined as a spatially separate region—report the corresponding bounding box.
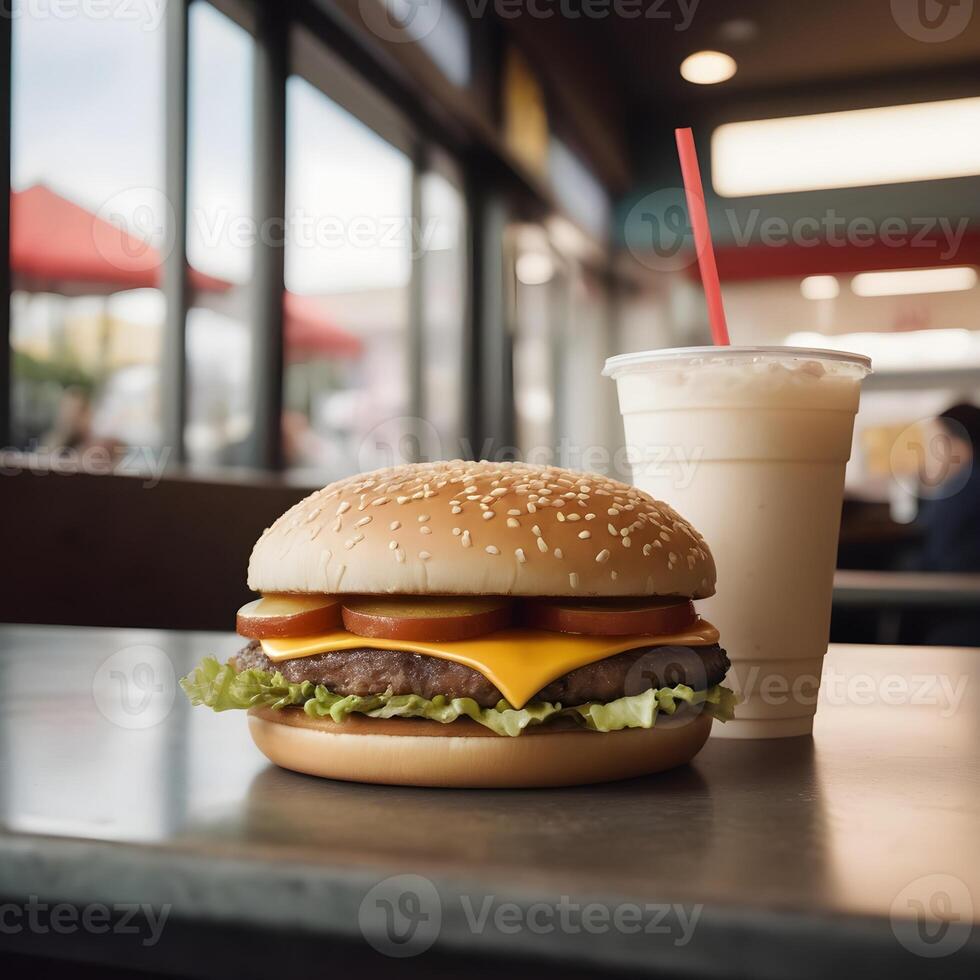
[916,403,980,646]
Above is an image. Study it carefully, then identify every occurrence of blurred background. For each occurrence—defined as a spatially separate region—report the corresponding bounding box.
[1,0,979,642]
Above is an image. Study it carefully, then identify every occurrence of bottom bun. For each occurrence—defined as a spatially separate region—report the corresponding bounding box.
[247,706,713,788]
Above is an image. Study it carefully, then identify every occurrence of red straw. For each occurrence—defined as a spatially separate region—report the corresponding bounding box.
[675,127,730,346]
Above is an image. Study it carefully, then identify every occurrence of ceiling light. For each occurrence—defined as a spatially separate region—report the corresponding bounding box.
[712,97,980,197]
[516,252,554,286]
[851,267,977,297]
[801,275,840,300]
[680,51,737,86]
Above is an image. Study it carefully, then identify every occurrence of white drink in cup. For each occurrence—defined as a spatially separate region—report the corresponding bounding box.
[603,347,871,738]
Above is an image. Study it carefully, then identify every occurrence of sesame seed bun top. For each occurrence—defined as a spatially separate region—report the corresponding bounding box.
[247,461,716,599]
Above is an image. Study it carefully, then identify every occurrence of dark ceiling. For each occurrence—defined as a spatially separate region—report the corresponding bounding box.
[578,0,980,107]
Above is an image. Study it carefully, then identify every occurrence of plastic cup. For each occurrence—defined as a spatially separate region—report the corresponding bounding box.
[604,347,871,738]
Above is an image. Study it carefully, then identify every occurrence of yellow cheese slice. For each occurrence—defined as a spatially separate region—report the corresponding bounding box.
[260,620,720,709]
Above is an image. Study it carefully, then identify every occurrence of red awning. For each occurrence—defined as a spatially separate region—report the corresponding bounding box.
[10,184,363,358]
[10,184,229,294]
[284,292,363,357]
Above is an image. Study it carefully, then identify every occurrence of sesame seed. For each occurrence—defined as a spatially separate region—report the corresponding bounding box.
[536,537,548,553]
[355,516,372,527]
[485,545,500,555]
[450,500,461,507]
[643,543,652,556]
[653,540,663,549]
[490,488,508,497]
[660,531,671,541]
[611,570,618,581]
[596,549,610,563]
[389,521,401,531]
[669,552,678,563]
[396,496,410,504]
[507,518,520,528]
[333,517,343,532]
[309,525,321,540]
[527,502,537,513]
[622,537,631,548]
[585,513,595,521]
[395,548,405,563]
[687,555,696,569]
[452,506,463,515]
[507,509,521,517]
[418,514,429,522]
[531,525,542,536]
[608,524,618,536]
[461,531,472,548]
[388,540,398,550]
[569,572,580,589]
[578,530,591,540]
[515,548,527,564]
[554,548,564,559]
[420,526,431,535]
[337,501,351,515]
[483,511,495,520]
[452,527,461,536]
[464,485,477,493]
[557,512,566,522]
[565,513,579,522]
[608,508,619,516]
[419,551,431,561]
[371,497,389,506]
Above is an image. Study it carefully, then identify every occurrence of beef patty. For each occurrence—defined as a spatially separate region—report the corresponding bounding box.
[233,639,730,708]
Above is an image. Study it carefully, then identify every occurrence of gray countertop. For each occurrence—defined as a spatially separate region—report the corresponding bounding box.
[0,625,978,977]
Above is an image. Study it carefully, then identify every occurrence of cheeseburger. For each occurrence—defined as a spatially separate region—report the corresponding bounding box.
[181,461,734,787]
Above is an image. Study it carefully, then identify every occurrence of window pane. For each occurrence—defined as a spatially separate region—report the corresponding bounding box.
[284,75,412,479]
[186,2,255,468]
[421,171,466,457]
[10,5,165,464]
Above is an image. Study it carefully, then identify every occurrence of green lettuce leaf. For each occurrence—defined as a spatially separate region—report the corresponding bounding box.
[180,656,735,736]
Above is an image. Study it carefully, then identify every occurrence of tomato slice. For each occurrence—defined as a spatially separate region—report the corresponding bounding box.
[237,594,342,639]
[341,597,512,642]
[523,597,697,637]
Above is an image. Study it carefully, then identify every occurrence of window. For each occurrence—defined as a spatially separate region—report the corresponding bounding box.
[10,4,165,462]
[185,2,255,468]
[283,75,413,480]
[420,167,467,457]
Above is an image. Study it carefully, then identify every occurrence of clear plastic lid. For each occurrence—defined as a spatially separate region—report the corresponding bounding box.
[603,346,872,379]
